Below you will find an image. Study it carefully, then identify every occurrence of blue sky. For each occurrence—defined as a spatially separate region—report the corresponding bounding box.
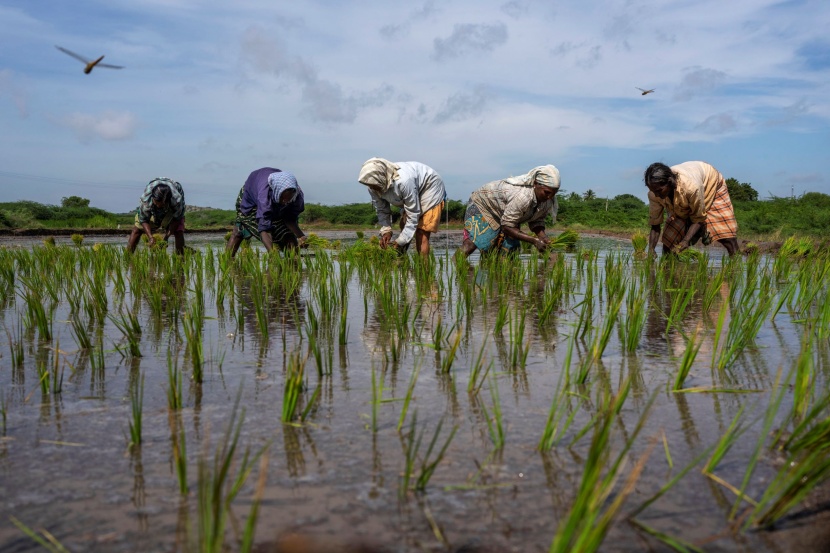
[0,0,827,212]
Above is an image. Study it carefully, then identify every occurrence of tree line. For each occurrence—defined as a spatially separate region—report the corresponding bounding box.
[1,180,828,238]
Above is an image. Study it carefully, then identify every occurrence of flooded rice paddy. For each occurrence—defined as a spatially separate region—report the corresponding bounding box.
[1,231,830,552]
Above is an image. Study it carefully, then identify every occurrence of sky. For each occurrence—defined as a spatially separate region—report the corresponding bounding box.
[0,0,828,212]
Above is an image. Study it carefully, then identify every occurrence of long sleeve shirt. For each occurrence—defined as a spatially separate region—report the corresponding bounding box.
[368,162,446,246]
[648,161,723,225]
[239,167,305,232]
[470,180,558,231]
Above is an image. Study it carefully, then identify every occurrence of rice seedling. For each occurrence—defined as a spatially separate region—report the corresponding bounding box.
[663,285,695,335]
[192,393,268,553]
[549,379,655,553]
[539,334,577,451]
[791,330,815,418]
[728,367,790,520]
[182,300,204,383]
[714,282,773,370]
[109,309,142,358]
[467,338,491,395]
[42,236,56,248]
[400,411,458,497]
[167,351,183,411]
[576,295,622,385]
[440,328,463,373]
[629,519,704,553]
[282,350,315,423]
[70,233,84,247]
[621,278,647,352]
[9,516,69,553]
[70,315,92,350]
[480,375,505,450]
[673,325,702,391]
[397,364,420,432]
[748,447,830,529]
[128,373,144,451]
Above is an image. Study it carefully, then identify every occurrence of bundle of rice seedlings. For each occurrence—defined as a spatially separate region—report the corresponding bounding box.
[70,233,84,247]
[43,236,56,247]
[631,231,647,253]
[779,236,812,258]
[548,230,579,250]
[304,233,331,249]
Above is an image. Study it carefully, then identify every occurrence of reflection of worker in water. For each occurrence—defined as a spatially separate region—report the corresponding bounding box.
[227,168,308,257]
[358,158,446,256]
[645,161,739,257]
[458,165,560,257]
[127,178,186,254]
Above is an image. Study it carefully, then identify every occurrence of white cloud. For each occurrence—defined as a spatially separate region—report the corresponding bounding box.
[58,111,138,142]
[0,69,29,117]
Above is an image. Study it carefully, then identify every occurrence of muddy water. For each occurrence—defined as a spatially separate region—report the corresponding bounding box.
[1,235,830,552]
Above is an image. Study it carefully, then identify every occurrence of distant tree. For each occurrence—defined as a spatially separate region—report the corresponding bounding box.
[565,192,582,202]
[725,178,758,202]
[583,189,597,200]
[613,194,646,209]
[61,196,91,208]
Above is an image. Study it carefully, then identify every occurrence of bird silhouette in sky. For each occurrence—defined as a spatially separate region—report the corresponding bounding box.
[636,87,655,96]
[55,46,124,74]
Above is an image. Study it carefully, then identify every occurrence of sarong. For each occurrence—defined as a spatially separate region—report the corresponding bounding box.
[462,203,519,253]
[662,179,737,248]
[398,201,445,233]
[234,187,295,246]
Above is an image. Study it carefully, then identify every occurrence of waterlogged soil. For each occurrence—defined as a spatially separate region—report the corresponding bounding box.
[1,234,829,552]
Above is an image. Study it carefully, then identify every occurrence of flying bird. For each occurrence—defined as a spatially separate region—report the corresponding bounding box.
[55,46,123,74]
[636,87,655,96]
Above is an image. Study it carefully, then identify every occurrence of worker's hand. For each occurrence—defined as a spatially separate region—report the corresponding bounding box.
[147,235,156,248]
[297,235,309,249]
[672,240,690,254]
[380,232,393,248]
[534,237,548,252]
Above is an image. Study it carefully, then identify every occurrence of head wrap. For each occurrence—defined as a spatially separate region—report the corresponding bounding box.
[268,171,299,204]
[502,165,561,191]
[358,158,400,194]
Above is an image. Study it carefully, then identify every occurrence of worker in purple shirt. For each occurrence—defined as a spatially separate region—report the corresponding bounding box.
[227,167,308,257]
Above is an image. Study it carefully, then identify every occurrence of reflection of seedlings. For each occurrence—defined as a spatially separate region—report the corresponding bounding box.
[127,373,144,451]
[397,364,420,432]
[400,412,457,498]
[1,388,7,435]
[6,320,24,368]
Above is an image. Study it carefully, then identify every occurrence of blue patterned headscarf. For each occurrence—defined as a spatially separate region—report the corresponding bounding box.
[268,171,299,204]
